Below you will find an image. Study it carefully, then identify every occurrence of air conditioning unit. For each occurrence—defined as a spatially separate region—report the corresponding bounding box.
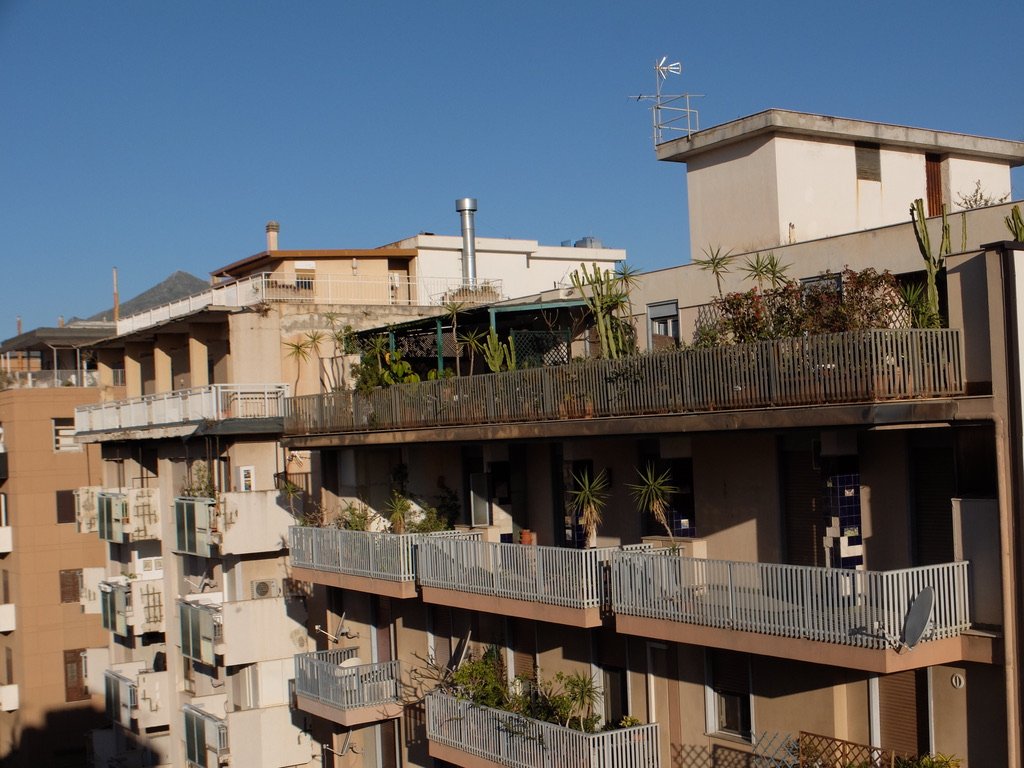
[250,579,280,600]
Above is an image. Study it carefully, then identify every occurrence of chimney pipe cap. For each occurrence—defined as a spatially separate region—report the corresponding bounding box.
[265,221,280,233]
[455,198,477,213]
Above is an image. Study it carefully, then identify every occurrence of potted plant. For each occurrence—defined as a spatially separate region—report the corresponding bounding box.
[627,465,679,542]
[566,469,609,548]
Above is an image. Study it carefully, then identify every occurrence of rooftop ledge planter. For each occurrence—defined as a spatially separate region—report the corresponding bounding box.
[426,691,660,768]
[284,328,964,435]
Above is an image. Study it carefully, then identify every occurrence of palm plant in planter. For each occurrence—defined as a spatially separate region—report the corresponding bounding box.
[627,465,679,541]
[567,469,609,548]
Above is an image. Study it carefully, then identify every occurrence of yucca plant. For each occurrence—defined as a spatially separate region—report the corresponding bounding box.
[693,244,735,298]
[627,465,679,540]
[567,468,609,547]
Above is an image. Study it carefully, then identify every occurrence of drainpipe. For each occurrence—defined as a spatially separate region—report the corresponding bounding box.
[456,198,478,288]
[435,318,444,373]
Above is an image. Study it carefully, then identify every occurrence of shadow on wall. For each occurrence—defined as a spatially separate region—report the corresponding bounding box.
[0,704,107,768]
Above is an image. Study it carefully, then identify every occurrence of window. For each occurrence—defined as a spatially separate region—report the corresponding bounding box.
[53,418,79,452]
[59,569,82,604]
[648,301,680,351]
[56,490,76,524]
[183,707,208,768]
[855,142,881,182]
[925,153,943,216]
[179,603,219,665]
[64,648,88,702]
[706,649,752,740]
[175,498,215,557]
[0,493,7,526]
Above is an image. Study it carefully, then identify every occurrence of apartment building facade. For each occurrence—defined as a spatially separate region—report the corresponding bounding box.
[0,326,118,767]
[278,115,1024,768]
[72,223,623,768]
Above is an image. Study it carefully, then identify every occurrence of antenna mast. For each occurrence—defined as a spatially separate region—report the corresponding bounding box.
[631,56,703,147]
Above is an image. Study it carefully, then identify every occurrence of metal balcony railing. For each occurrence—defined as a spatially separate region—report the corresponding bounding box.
[426,691,660,768]
[611,552,970,649]
[114,272,504,335]
[0,369,122,389]
[294,649,401,712]
[75,383,289,433]
[284,328,964,435]
[288,527,479,583]
[417,538,650,612]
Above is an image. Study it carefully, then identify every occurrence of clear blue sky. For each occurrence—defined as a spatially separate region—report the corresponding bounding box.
[2,1,1022,333]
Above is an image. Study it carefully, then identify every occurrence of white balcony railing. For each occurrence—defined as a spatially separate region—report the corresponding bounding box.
[289,527,478,583]
[294,649,401,712]
[115,272,504,335]
[0,604,15,633]
[611,552,970,650]
[0,684,18,712]
[417,539,650,612]
[426,691,660,768]
[75,383,289,433]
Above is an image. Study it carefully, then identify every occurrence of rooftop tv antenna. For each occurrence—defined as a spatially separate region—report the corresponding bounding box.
[631,56,703,147]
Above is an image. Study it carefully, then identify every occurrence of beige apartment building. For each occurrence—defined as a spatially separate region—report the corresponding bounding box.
[277,113,1024,768]
[70,223,623,768]
[0,325,117,767]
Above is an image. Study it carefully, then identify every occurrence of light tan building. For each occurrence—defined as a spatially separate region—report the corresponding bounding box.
[0,325,118,767]
[71,222,624,768]
[278,114,1024,768]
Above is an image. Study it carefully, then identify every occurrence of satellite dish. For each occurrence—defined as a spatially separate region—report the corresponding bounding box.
[901,587,935,649]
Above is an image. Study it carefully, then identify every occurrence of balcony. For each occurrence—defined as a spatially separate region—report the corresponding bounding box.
[285,328,964,437]
[293,649,402,726]
[98,488,161,544]
[216,490,298,556]
[174,497,218,557]
[180,590,306,667]
[75,486,100,534]
[74,383,289,435]
[183,704,228,768]
[426,691,660,768]
[289,527,478,599]
[0,603,15,633]
[417,538,650,628]
[611,551,974,673]
[101,577,165,637]
[0,368,123,389]
[0,491,10,553]
[115,271,504,335]
[105,664,170,733]
[0,684,18,712]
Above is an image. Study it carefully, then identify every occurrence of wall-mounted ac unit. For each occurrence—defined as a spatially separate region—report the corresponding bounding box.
[250,579,280,600]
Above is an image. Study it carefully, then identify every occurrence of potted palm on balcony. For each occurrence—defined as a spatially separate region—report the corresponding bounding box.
[627,465,679,542]
[567,469,609,548]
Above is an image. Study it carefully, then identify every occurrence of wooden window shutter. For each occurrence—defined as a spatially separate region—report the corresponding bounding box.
[711,649,750,695]
[59,569,81,604]
[64,649,88,702]
[926,154,943,216]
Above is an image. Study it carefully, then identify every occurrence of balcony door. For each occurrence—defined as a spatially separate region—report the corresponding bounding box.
[781,448,826,567]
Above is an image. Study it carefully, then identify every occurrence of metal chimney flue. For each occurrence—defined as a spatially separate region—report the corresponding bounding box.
[266,221,280,251]
[455,198,477,288]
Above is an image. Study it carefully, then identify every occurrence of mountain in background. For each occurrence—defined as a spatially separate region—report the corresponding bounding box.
[86,271,209,322]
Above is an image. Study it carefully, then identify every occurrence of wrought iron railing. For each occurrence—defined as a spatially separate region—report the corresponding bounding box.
[288,526,479,583]
[75,383,289,433]
[426,691,660,768]
[611,552,970,649]
[294,649,401,712]
[417,538,650,612]
[284,329,964,435]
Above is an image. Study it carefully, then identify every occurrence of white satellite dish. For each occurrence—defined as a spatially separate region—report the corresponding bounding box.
[901,586,935,649]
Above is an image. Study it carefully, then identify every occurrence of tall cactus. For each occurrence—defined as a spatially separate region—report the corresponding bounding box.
[1006,204,1024,242]
[910,198,950,328]
[570,262,633,359]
